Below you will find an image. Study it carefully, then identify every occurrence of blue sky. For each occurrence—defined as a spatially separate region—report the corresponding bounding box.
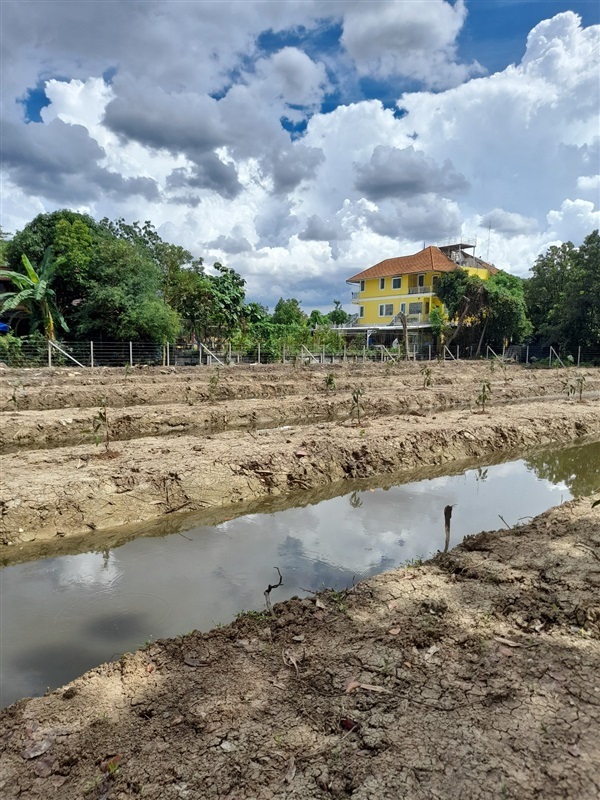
[2,1,599,310]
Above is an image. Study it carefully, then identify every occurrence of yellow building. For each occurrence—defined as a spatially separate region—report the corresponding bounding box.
[346,240,497,346]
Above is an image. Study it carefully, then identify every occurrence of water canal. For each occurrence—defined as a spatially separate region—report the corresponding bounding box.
[2,439,598,709]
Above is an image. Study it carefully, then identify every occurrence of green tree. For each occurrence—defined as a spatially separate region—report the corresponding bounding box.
[524,242,577,345]
[0,251,68,339]
[272,297,307,326]
[326,299,349,325]
[524,232,599,351]
[436,268,531,353]
[73,238,179,342]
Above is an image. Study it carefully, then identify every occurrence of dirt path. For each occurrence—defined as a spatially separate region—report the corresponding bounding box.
[1,495,598,799]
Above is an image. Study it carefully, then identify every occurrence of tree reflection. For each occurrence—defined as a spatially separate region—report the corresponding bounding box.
[525,442,600,498]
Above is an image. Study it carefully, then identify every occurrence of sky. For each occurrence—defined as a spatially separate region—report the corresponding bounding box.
[1,0,599,312]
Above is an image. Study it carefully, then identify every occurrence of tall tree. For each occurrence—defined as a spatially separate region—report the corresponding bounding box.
[272,298,307,326]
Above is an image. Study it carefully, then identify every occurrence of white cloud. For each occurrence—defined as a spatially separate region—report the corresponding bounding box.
[0,4,598,307]
[339,0,481,88]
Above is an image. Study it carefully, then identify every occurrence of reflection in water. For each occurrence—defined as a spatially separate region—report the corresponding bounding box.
[1,440,598,709]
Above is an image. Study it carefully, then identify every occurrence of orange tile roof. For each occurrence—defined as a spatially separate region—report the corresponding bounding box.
[347,246,498,282]
[347,246,455,282]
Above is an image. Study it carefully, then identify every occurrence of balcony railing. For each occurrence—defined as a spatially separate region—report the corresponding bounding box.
[351,291,360,301]
[408,285,434,294]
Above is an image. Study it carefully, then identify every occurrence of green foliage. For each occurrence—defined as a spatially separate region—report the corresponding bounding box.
[475,379,492,413]
[272,297,306,326]
[92,399,110,451]
[436,268,531,353]
[324,372,336,392]
[525,231,600,350]
[0,250,68,339]
[0,333,25,366]
[428,306,446,340]
[350,386,365,425]
[73,237,180,342]
[420,365,432,388]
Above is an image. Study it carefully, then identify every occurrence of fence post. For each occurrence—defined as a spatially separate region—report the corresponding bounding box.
[129,341,133,367]
[502,344,506,360]
[457,345,460,360]
[282,344,286,364]
[549,349,552,368]
[90,341,94,368]
[526,345,529,365]
[322,345,325,364]
[363,346,366,363]
[343,344,347,363]
[428,344,432,361]
[577,346,581,367]
[228,342,232,363]
[257,341,261,364]
[167,343,171,367]
[47,339,52,368]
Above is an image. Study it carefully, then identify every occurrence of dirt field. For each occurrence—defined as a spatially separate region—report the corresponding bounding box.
[1,362,600,797]
[1,361,599,551]
[1,494,598,799]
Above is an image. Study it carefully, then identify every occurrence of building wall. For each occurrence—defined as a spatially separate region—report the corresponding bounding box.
[352,267,494,325]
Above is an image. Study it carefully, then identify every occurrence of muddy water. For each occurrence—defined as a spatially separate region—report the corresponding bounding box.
[2,440,598,709]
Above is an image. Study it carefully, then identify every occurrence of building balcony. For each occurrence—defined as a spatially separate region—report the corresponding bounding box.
[407,285,435,295]
[351,291,360,302]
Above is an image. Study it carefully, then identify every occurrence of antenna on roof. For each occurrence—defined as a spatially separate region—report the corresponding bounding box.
[423,241,426,250]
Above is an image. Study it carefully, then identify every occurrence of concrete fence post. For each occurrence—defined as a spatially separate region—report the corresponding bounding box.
[47,339,52,368]
[282,344,286,364]
[457,345,460,360]
[577,346,581,367]
[129,341,133,367]
[90,341,94,368]
[343,344,347,363]
[526,345,529,365]
[228,342,232,363]
[322,345,326,364]
[257,341,261,364]
[362,346,366,363]
[428,344,432,361]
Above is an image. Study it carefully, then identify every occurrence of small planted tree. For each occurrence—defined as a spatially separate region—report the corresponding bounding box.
[476,379,492,413]
[350,386,365,425]
[421,365,432,388]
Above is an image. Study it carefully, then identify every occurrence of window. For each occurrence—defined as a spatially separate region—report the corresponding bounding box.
[392,277,402,289]
[379,277,385,290]
[379,303,394,316]
[417,274,425,287]
[400,303,406,314]
[360,280,365,292]
[409,302,422,314]
[425,301,430,314]
[359,306,365,318]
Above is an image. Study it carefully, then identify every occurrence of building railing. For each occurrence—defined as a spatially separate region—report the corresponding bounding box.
[408,286,434,294]
[351,291,360,301]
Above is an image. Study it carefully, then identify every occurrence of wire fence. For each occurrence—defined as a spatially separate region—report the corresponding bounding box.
[1,339,599,369]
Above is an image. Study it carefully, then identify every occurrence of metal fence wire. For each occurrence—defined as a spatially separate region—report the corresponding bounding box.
[1,339,599,369]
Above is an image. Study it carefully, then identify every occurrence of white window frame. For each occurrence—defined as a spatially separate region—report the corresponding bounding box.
[417,273,425,287]
[379,277,385,290]
[392,276,402,289]
[400,302,406,314]
[379,303,394,317]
